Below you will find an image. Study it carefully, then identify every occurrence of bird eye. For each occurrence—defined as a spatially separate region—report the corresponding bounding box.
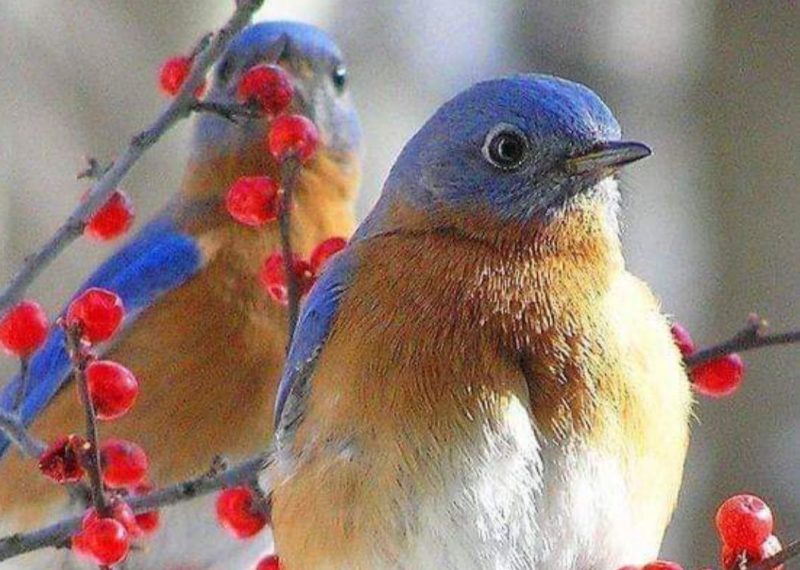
[332,64,347,93]
[482,125,529,170]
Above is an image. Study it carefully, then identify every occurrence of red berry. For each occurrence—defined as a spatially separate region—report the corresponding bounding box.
[256,555,281,570]
[722,535,783,570]
[85,360,139,420]
[259,252,315,305]
[716,494,774,552]
[237,64,294,116]
[216,486,268,539]
[65,288,125,344]
[310,237,347,274]
[225,176,281,226]
[82,500,142,539]
[72,517,130,566]
[85,190,135,242]
[0,300,48,357]
[267,114,320,163]
[38,434,87,484]
[100,439,148,488]
[158,55,206,97]
[670,322,695,358]
[642,562,683,570]
[130,482,160,535]
[691,353,745,397]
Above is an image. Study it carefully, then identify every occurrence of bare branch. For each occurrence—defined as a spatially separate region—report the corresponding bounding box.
[191,100,262,123]
[0,452,270,561]
[685,314,800,368]
[0,410,45,458]
[0,0,265,317]
[747,539,800,570]
[278,157,303,343]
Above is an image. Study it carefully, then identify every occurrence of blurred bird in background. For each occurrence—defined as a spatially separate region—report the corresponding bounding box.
[0,20,361,569]
[271,74,692,569]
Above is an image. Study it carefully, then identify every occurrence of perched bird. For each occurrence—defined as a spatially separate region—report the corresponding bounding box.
[0,21,361,569]
[271,74,692,569]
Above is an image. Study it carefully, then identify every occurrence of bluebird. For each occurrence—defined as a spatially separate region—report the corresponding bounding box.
[270,74,692,569]
[0,21,361,569]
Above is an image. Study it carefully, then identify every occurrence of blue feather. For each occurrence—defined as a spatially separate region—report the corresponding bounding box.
[274,249,357,435]
[0,216,202,457]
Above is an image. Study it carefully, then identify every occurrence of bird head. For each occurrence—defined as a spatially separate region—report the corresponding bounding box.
[364,74,648,242]
[190,21,361,164]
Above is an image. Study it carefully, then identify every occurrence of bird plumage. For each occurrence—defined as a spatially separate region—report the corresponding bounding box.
[271,74,691,569]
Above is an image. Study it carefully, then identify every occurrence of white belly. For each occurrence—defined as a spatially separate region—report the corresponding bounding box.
[396,397,659,570]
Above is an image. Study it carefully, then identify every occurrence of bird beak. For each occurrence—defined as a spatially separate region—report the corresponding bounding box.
[564,141,652,175]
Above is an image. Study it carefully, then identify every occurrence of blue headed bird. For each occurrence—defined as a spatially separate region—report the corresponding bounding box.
[270,74,691,570]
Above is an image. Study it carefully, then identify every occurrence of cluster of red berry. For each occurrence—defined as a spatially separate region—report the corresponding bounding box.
[0,288,157,565]
[618,494,782,570]
[671,323,745,397]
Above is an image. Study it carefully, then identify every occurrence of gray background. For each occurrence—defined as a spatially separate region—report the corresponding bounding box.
[1,2,799,566]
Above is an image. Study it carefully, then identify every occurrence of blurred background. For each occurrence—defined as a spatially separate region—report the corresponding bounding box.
[0,1,798,566]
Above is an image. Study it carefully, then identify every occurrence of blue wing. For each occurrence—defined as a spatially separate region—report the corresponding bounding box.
[273,248,357,442]
[0,215,203,457]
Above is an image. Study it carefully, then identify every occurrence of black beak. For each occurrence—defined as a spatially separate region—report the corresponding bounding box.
[564,141,652,175]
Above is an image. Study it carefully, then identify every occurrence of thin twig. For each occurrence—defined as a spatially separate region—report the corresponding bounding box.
[685,314,800,368]
[191,100,262,123]
[279,157,302,343]
[0,452,270,561]
[0,0,265,318]
[0,410,45,458]
[65,326,108,516]
[747,538,800,570]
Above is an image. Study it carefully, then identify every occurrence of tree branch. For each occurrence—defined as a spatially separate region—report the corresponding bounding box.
[279,157,302,343]
[685,314,800,368]
[0,452,270,561]
[0,0,265,318]
[747,538,800,570]
[0,410,45,458]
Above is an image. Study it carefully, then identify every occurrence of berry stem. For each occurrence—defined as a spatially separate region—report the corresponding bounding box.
[65,325,109,518]
[0,0,265,318]
[278,156,303,343]
[685,314,800,368]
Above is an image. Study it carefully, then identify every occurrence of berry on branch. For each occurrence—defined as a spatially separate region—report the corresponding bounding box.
[0,299,49,357]
[310,237,347,274]
[65,287,125,344]
[670,322,696,358]
[259,252,315,305]
[85,190,135,242]
[691,353,745,398]
[100,439,149,488]
[158,55,206,97]
[85,360,139,420]
[130,482,161,535]
[256,555,281,570]
[237,64,294,116]
[267,114,320,164]
[82,499,143,539]
[225,176,281,227]
[38,434,87,484]
[216,486,269,539]
[716,494,774,553]
[72,516,130,566]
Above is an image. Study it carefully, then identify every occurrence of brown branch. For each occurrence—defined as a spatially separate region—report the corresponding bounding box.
[685,314,800,368]
[191,101,262,123]
[65,325,108,516]
[278,157,302,343]
[0,0,265,318]
[0,452,270,561]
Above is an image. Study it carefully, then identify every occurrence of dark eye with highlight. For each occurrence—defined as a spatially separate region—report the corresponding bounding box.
[482,125,529,170]
[332,64,348,93]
